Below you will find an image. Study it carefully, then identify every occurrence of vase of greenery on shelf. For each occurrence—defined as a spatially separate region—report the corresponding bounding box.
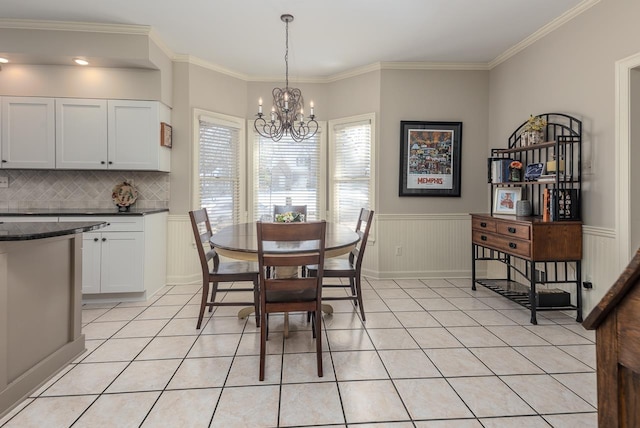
[509,160,523,182]
[520,115,546,146]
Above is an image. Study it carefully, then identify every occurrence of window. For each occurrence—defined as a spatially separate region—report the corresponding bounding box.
[250,129,325,221]
[329,114,375,229]
[195,110,245,232]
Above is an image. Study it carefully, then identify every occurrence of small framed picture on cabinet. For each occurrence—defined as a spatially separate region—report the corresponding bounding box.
[493,187,521,215]
[161,122,172,148]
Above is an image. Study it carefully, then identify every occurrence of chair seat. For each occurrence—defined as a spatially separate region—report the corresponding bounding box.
[307,258,355,276]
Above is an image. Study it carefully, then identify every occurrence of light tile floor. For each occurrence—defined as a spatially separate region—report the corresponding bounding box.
[0,278,597,427]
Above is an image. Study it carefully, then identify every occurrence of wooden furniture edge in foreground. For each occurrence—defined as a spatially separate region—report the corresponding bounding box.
[582,247,640,427]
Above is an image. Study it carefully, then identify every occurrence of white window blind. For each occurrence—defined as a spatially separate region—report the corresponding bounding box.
[331,118,372,229]
[252,133,321,221]
[198,117,241,232]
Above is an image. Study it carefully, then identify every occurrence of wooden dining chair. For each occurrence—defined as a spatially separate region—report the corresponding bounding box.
[306,208,374,321]
[256,220,326,381]
[189,209,260,329]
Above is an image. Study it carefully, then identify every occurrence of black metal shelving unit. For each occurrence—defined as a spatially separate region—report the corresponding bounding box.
[472,113,583,324]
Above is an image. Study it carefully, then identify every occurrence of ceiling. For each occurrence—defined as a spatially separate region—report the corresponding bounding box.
[0,0,587,79]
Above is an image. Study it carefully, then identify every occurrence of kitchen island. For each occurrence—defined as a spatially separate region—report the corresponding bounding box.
[0,221,105,417]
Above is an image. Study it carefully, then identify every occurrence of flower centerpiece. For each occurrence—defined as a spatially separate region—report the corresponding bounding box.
[275,211,304,223]
[509,160,523,182]
[521,115,547,146]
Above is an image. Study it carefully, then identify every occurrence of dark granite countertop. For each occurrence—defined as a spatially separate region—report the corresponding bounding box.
[0,222,107,241]
[0,208,169,217]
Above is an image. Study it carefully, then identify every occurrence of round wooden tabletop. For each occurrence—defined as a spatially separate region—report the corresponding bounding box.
[210,222,359,261]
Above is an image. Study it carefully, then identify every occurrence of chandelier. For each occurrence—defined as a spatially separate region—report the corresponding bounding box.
[254,14,318,142]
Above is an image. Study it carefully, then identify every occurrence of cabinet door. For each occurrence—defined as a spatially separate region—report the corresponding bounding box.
[1,97,55,169]
[82,233,103,294]
[56,99,108,169]
[100,232,144,293]
[107,100,159,170]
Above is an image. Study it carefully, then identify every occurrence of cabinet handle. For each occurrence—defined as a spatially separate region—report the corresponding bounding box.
[102,238,107,242]
[509,242,517,249]
[101,161,106,164]
[108,161,113,165]
[1,160,6,163]
[94,238,99,242]
[480,222,487,227]
[508,227,516,233]
[481,235,487,241]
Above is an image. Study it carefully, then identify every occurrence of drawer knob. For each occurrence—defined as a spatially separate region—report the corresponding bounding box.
[102,237,107,242]
[480,222,487,227]
[508,227,516,233]
[481,235,487,241]
[93,238,99,242]
[509,242,517,249]
[101,161,106,164]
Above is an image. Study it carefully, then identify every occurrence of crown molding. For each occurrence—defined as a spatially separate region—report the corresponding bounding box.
[0,18,150,34]
[380,61,490,71]
[148,28,175,59]
[173,54,250,81]
[488,0,600,69]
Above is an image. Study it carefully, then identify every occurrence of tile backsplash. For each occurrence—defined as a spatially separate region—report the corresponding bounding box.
[0,170,169,210]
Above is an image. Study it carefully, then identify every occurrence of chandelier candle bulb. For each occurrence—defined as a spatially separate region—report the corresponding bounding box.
[258,98,263,114]
[310,101,314,116]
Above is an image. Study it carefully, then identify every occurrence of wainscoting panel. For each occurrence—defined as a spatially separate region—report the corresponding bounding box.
[581,225,618,315]
[166,215,200,285]
[371,214,472,279]
[166,213,621,314]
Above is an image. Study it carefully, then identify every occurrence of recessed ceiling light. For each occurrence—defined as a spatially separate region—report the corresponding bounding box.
[0,57,8,64]
[73,58,89,66]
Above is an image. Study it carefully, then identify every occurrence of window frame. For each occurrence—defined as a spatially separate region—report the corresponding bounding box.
[328,113,376,225]
[247,120,327,222]
[192,109,248,223]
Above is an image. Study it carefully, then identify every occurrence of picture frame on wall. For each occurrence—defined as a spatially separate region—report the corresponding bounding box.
[493,187,522,215]
[399,121,462,196]
[161,122,173,148]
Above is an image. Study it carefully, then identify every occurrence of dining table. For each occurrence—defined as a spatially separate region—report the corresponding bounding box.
[210,221,360,330]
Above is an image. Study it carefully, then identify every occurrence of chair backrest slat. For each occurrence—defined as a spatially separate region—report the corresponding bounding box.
[257,221,326,296]
[189,209,219,275]
[354,208,374,268]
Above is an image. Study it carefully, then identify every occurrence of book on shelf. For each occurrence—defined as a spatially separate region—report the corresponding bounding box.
[488,158,515,183]
[550,188,580,220]
[537,174,572,183]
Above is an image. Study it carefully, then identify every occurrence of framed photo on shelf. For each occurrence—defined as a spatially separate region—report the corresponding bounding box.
[493,187,522,215]
[399,121,462,196]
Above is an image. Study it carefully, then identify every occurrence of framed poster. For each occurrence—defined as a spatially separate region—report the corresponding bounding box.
[399,121,462,196]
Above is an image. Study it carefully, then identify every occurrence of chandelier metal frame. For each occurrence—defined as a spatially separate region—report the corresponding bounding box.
[254,14,318,142]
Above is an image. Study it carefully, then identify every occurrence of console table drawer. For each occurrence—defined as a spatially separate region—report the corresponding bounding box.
[496,222,530,240]
[473,230,531,258]
[472,217,497,233]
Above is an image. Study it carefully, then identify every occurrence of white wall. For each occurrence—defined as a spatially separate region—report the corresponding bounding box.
[631,67,640,255]
[488,0,640,312]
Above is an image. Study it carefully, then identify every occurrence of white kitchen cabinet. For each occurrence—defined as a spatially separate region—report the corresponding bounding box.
[107,100,171,171]
[55,98,108,169]
[81,229,144,294]
[1,97,55,169]
[60,212,167,298]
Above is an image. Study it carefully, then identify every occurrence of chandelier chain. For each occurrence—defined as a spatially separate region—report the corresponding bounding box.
[284,17,289,91]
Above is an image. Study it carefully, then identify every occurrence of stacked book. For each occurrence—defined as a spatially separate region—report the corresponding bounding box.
[537,174,572,183]
[488,158,514,183]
